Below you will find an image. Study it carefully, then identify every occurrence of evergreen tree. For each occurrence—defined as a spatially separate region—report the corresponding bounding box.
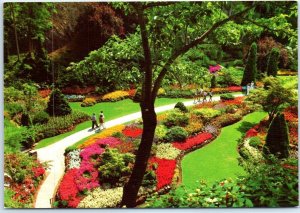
[46,89,72,116]
[266,48,280,76]
[33,40,51,83]
[241,42,257,86]
[263,113,289,158]
[210,75,216,88]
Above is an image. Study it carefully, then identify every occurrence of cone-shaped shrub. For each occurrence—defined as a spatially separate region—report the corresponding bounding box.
[241,42,257,86]
[211,75,216,88]
[46,88,72,116]
[266,48,280,77]
[263,113,289,158]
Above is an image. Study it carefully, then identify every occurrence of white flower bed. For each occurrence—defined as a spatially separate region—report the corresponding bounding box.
[244,139,263,160]
[155,143,181,160]
[66,149,81,170]
[78,187,123,208]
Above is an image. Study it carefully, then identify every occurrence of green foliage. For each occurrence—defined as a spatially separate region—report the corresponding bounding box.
[32,111,49,125]
[4,188,29,208]
[164,126,188,142]
[249,136,262,148]
[218,67,243,87]
[174,102,188,113]
[241,42,257,86]
[5,102,23,118]
[210,75,216,88]
[193,108,221,123]
[21,113,31,126]
[46,89,72,116]
[142,170,157,187]
[98,148,134,184]
[154,125,168,141]
[264,113,289,158]
[220,93,235,101]
[266,48,280,76]
[163,109,189,128]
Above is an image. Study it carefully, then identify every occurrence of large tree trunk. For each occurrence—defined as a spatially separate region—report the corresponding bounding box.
[121,103,157,207]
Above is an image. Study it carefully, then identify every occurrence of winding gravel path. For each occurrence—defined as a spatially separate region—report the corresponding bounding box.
[34,94,242,208]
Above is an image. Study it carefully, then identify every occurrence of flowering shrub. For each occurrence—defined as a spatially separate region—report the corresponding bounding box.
[173,132,213,150]
[66,149,81,170]
[223,97,244,106]
[65,95,85,102]
[78,187,123,208]
[184,117,203,135]
[57,169,82,208]
[157,113,167,123]
[115,141,135,154]
[203,124,219,136]
[245,128,258,138]
[228,86,242,92]
[122,126,143,138]
[149,157,176,190]
[75,162,100,191]
[283,106,298,122]
[80,144,104,162]
[163,109,189,127]
[38,89,51,98]
[209,64,222,73]
[62,86,95,95]
[155,143,181,160]
[101,90,129,102]
[79,125,125,148]
[11,178,36,205]
[192,108,221,122]
[32,166,45,178]
[155,125,168,141]
[81,97,97,107]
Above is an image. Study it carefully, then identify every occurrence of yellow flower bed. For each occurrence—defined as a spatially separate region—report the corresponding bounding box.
[81,97,97,107]
[79,124,125,148]
[101,91,129,102]
[158,88,166,96]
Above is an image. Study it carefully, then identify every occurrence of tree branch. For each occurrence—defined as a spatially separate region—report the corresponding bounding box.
[151,5,256,101]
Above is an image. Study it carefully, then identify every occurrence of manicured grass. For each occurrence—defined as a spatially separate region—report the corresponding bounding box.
[181,111,267,189]
[35,98,190,149]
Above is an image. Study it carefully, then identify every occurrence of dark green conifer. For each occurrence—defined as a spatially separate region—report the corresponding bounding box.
[241,42,257,86]
[46,89,72,116]
[266,48,280,77]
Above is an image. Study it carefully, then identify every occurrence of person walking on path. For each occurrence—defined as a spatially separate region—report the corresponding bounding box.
[99,111,106,130]
[208,90,213,102]
[91,113,99,129]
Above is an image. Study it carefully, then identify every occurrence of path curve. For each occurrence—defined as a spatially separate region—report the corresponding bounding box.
[34,94,242,208]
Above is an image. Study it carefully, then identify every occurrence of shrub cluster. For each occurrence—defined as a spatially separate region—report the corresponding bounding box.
[220,93,235,101]
[192,108,221,123]
[164,126,188,142]
[81,97,97,107]
[163,109,189,128]
[174,102,188,113]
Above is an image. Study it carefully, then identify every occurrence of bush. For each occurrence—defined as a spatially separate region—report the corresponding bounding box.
[46,89,72,116]
[155,143,181,160]
[32,111,49,125]
[210,75,216,88]
[249,136,262,148]
[241,42,257,86]
[163,109,189,128]
[266,48,280,77]
[101,90,129,102]
[155,125,168,141]
[5,103,23,118]
[220,93,235,101]
[174,102,188,113]
[164,126,188,142]
[263,113,289,158]
[21,113,31,126]
[98,148,134,184]
[193,108,221,122]
[81,97,97,107]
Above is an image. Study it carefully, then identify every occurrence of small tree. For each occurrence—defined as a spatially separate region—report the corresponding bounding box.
[210,75,216,88]
[46,88,72,116]
[263,113,289,158]
[266,48,280,76]
[241,42,257,86]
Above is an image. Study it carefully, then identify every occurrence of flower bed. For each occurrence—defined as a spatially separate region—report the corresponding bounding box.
[283,106,298,122]
[149,157,177,190]
[122,126,143,138]
[62,86,95,95]
[38,89,51,98]
[173,132,213,150]
[245,128,258,138]
[101,90,129,102]
[155,143,181,160]
[228,86,242,92]
[222,97,244,105]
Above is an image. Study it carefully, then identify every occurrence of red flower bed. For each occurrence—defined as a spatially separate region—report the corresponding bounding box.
[289,126,298,145]
[245,128,258,138]
[128,89,136,98]
[223,97,244,105]
[228,86,242,92]
[38,89,51,98]
[12,178,36,204]
[173,132,213,150]
[32,166,45,178]
[283,107,298,122]
[57,169,82,208]
[62,86,95,95]
[149,157,176,190]
[122,126,143,138]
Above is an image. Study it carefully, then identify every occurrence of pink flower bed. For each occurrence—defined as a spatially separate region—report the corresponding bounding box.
[149,157,176,190]
[94,137,122,147]
[75,161,100,191]
[209,64,222,73]
[173,132,213,150]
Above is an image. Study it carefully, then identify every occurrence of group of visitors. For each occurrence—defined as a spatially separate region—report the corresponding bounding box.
[194,88,214,103]
[91,111,105,130]
[246,81,255,95]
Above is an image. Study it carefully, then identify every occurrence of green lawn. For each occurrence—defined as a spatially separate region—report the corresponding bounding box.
[181,111,267,189]
[35,98,190,149]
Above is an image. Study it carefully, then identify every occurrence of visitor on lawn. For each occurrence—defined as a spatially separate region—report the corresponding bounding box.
[208,90,213,102]
[91,113,99,129]
[99,111,106,130]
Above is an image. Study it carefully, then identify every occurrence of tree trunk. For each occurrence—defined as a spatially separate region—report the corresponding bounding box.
[121,104,157,207]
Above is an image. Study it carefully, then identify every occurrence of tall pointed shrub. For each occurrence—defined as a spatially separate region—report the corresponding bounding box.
[263,113,289,158]
[46,89,72,116]
[266,48,280,76]
[241,42,257,86]
[211,75,216,88]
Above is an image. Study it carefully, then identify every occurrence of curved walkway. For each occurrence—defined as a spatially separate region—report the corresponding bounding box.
[34,94,242,208]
